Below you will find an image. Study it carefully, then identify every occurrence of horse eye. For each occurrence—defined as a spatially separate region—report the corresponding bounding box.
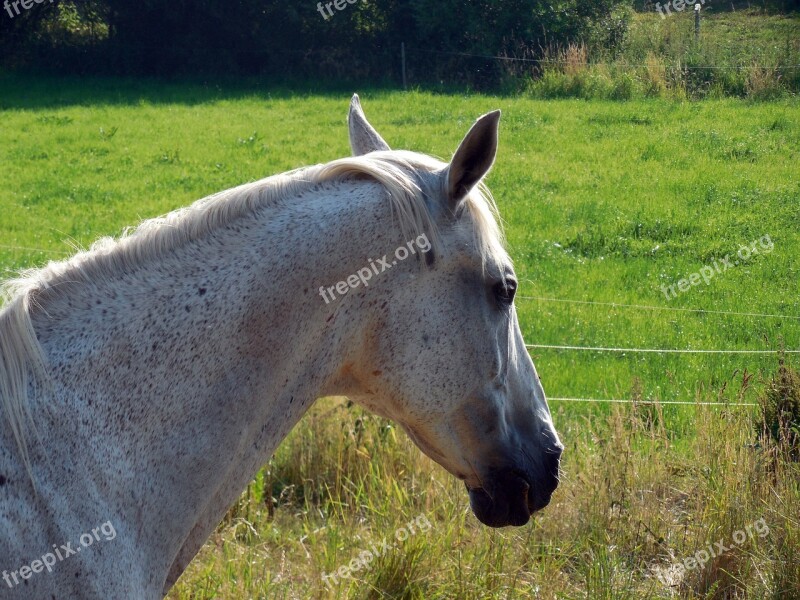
[493,279,517,306]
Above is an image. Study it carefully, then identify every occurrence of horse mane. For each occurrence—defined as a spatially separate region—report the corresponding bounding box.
[0,293,48,482]
[0,149,507,477]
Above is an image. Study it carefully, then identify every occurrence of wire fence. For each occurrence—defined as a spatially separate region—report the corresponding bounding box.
[4,28,798,409]
[2,244,795,409]
[407,46,800,71]
[526,344,800,354]
[549,397,757,406]
[519,295,800,321]
[518,294,795,407]
[401,42,800,95]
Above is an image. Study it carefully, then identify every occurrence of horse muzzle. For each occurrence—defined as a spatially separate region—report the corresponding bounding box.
[466,450,561,527]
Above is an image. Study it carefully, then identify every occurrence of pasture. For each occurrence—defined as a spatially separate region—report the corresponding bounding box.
[1,77,799,598]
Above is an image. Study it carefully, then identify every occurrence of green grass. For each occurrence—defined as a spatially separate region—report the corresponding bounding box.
[623,9,800,64]
[524,10,800,99]
[1,76,798,598]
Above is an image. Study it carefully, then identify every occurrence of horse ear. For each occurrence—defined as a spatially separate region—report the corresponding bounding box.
[445,110,501,208]
[348,94,390,156]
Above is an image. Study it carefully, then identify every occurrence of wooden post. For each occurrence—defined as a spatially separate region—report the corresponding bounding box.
[401,42,407,91]
[694,4,701,42]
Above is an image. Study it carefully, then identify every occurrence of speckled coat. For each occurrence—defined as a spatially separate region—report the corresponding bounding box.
[0,96,561,598]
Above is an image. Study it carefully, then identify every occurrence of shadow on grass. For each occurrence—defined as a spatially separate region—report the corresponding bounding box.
[0,72,412,110]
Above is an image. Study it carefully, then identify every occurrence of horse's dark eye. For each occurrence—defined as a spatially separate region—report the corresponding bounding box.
[493,279,517,307]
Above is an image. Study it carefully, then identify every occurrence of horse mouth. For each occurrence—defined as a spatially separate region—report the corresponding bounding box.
[466,472,554,528]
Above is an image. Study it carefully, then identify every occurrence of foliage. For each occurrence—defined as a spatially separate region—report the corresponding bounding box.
[3,4,799,96]
[758,357,800,458]
[0,0,630,85]
[526,11,800,99]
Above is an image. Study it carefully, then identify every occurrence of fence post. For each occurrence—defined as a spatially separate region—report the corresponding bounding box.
[694,4,701,42]
[401,42,407,91]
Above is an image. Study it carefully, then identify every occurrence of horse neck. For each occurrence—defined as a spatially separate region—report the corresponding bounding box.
[27,179,399,574]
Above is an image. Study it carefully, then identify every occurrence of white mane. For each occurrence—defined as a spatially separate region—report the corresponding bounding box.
[0,149,507,476]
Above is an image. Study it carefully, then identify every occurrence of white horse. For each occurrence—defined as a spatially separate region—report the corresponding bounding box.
[0,96,562,598]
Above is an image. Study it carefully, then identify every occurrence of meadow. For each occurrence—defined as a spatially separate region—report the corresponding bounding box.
[514,10,800,99]
[1,76,798,598]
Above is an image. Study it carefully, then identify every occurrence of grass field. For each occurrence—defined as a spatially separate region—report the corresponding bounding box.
[519,10,800,99]
[1,76,799,598]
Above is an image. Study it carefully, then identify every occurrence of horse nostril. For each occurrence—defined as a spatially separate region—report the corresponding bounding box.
[545,442,564,461]
[545,450,561,474]
[536,450,561,499]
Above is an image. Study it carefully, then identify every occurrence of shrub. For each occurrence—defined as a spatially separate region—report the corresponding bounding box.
[746,62,786,100]
[757,356,800,459]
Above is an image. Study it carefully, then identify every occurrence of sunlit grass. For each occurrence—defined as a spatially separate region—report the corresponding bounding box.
[1,78,798,598]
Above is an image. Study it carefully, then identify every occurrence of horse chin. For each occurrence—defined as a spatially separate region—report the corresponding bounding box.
[466,474,533,528]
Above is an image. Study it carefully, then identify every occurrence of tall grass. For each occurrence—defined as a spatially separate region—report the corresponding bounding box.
[168,359,800,598]
[526,11,800,99]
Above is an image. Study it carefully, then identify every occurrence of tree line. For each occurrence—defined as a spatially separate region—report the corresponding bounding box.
[1,0,631,86]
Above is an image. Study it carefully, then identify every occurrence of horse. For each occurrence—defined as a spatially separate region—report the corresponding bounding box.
[0,95,562,598]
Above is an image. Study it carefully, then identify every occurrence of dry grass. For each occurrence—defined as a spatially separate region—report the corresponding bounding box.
[562,44,589,78]
[525,11,799,100]
[167,361,800,599]
[644,52,669,97]
[746,62,785,100]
